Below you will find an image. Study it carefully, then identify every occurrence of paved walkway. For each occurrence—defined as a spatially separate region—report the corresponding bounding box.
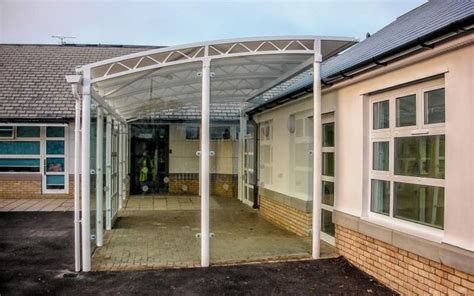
[0,198,73,212]
[123,195,222,211]
[92,195,336,271]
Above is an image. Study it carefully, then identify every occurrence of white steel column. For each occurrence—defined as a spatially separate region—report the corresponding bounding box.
[105,116,113,230]
[118,124,123,209]
[81,68,92,271]
[95,108,104,247]
[200,56,211,267]
[312,39,323,259]
[74,95,81,272]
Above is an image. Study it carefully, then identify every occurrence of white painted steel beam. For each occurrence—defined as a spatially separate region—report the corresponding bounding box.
[96,107,104,247]
[312,39,323,259]
[74,94,81,272]
[105,115,113,230]
[81,68,92,272]
[200,55,211,267]
[118,124,123,209]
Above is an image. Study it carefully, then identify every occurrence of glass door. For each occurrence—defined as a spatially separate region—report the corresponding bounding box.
[321,113,335,245]
[242,134,255,206]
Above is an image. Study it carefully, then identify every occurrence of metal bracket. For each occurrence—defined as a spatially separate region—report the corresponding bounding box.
[195,233,215,239]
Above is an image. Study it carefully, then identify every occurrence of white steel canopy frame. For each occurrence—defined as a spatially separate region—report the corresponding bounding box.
[72,36,357,271]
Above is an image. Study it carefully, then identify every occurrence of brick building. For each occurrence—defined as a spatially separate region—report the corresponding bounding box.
[1,0,473,294]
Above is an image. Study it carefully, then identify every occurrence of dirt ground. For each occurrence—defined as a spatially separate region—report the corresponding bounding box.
[0,212,397,295]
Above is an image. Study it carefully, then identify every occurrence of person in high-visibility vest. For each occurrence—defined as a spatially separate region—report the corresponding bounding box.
[138,150,155,187]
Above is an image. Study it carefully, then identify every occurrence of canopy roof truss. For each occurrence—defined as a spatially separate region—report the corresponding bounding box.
[78,36,357,122]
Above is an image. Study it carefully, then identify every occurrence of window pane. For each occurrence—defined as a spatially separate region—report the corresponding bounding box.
[0,127,14,138]
[322,181,334,206]
[322,123,334,147]
[371,179,390,215]
[396,94,416,127]
[424,88,445,124]
[321,209,335,236]
[322,152,335,176]
[185,127,199,140]
[0,141,40,155]
[395,135,445,179]
[0,158,40,172]
[46,127,65,138]
[394,182,444,229]
[46,158,65,172]
[210,126,231,140]
[46,140,65,155]
[373,141,389,171]
[373,100,389,129]
[16,126,40,138]
[46,175,65,190]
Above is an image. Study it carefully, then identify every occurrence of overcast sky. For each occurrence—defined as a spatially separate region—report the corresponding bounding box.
[0,0,425,46]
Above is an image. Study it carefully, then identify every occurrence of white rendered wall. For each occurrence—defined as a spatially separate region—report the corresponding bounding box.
[168,123,238,175]
[256,36,473,251]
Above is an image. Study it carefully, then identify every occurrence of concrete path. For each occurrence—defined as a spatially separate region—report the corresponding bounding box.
[0,198,73,212]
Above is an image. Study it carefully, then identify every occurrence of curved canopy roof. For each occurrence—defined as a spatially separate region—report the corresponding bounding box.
[78,36,357,122]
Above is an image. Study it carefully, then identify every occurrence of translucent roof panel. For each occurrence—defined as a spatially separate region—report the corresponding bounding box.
[82,36,357,121]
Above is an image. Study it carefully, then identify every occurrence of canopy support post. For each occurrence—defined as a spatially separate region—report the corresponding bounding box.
[312,39,323,259]
[201,56,211,267]
[118,123,123,209]
[74,92,82,272]
[96,107,104,247]
[105,115,113,230]
[81,68,92,271]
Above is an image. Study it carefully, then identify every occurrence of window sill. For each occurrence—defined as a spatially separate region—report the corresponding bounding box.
[362,213,443,244]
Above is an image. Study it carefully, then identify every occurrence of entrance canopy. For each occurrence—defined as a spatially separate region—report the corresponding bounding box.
[71,35,357,272]
[78,36,356,122]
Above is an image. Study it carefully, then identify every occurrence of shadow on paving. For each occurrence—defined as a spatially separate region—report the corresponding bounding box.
[0,212,397,295]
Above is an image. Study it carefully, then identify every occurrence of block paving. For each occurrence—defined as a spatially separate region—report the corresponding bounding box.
[92,195,336,271]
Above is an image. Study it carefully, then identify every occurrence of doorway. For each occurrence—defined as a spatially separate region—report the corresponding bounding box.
[130,124,169,195]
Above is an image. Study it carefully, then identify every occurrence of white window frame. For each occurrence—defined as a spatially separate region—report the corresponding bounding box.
[367,79,445,238]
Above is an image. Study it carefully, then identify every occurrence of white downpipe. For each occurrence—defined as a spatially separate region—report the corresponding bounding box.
[118,124,123,209]
[105,116,112,230]
[200,56,211,267]
[312,39,323,259]
[81,68,92,271]
[95,108,104,247]
[73,95,81,272]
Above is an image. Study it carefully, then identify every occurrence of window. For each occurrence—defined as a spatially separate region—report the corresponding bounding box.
[17,126,40,138]
[0,125,69,194]
[369,81,445,229]
[396,94,416,127]
[424,88,445,124]
[0,126,14,139]
[210,126,231,140]
[373,141,389,171]
[259,121,272,186]
[185,126,199,140]
[45,127,67,192]
[373,100,389,129]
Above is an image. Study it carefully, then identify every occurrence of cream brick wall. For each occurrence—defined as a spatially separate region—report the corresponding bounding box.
[336,225,474,295]
[259,195,311,237]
